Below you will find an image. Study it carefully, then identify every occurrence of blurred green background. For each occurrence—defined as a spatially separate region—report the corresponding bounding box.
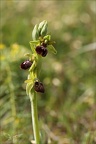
[0,0,96,144]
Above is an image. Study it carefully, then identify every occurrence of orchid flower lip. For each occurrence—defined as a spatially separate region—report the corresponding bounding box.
[21,60,32,70]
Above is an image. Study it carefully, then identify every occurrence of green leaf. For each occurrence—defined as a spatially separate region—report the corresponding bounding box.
[29,41,39,53]
[47,45,57,54]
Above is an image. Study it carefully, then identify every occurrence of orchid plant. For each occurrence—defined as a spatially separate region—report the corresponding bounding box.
[20,20,57,144]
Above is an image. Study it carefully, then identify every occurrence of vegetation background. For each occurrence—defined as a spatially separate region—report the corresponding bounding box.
[0,0,96,144]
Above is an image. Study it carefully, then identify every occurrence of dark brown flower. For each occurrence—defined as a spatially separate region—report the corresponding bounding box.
[34,81,45,93]
[35,46,48,57]
[21,60,32,70]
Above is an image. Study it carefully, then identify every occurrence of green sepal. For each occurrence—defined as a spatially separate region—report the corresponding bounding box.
[29,43,35,53]
[32,24,39,40]
[29,41,40,53]
[47,45,57,54]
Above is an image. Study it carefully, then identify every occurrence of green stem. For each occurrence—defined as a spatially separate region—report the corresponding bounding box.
[29,92,40,144]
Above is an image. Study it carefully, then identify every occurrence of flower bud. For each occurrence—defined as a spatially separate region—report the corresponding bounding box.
[21,60,32,70]
[34,81,45,93]
[40,21,48,37]
[32,24,39,40]
[38,20,46,34]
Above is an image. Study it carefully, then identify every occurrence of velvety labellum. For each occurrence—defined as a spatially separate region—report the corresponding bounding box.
[35,46,48,57]
[21,60,32,70]
[34,81,45,93]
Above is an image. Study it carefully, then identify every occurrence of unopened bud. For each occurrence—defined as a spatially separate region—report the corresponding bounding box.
[40,21,48,37]
[32,24,39,40]
[38,20,46,34]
